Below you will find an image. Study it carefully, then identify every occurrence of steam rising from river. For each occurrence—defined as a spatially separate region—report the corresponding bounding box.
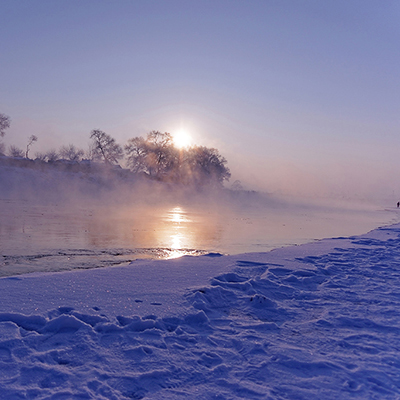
[0,163,399,276]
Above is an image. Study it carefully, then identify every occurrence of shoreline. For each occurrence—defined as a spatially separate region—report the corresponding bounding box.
[1,222,400,398]
[1,221,399,314]
[0,209,400,279]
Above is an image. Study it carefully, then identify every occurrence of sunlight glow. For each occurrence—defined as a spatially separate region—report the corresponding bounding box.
[171,233,182,249]
[173,130,192,149]
[166,207,189,223]
[163,206,192,259]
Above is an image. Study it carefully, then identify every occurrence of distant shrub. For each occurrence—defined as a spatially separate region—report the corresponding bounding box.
[9,145,24,158]
[45,149,59,162]
[59,144,85,162]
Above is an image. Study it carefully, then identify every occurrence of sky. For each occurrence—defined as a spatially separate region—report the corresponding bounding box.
[1,0,399,200]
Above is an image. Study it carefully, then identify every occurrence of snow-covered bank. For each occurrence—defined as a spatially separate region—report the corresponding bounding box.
[1,224,400,399]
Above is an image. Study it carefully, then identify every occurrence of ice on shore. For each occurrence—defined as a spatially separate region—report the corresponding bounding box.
[1,224,400,399]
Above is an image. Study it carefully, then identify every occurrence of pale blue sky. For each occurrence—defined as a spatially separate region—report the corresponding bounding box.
[1,1,399,198]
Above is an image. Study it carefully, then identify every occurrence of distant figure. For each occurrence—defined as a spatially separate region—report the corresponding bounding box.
[397,202,399,208]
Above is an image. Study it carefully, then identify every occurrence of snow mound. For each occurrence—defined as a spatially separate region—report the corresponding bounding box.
[1,225,400,398]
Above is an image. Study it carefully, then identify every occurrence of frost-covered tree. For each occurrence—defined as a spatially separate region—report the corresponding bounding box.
[124,136,149,173]
[25,135,38,159]
[184,146,231,186]
[90,129,123,165]
[125,131,230,186]
[0,113,11,137]
[125,131,178,178]
[59,144,84,162]
[9,145,24,158]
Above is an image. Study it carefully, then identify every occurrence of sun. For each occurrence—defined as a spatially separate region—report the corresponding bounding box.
[173,130,192,149]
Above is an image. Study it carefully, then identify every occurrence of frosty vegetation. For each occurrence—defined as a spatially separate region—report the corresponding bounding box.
[0,113,231,188]
[125,131,231,186]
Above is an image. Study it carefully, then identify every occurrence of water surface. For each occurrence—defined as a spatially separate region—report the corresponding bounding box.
[0,197,398,276]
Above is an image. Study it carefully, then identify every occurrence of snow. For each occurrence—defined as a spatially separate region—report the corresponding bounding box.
[1,224,400,399]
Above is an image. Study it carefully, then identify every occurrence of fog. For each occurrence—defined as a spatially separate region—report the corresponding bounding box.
[3,108,397,204]
[1,159,398,277]
[5,117,398,204]
[226,138,400,203]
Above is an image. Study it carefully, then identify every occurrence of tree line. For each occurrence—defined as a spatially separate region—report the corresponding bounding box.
[0,113,231,187]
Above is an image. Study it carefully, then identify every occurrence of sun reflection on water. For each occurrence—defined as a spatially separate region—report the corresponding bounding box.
[166,207,190,223]
[163,206,194,259]
[171,233,182,249]
[74,203,220,260]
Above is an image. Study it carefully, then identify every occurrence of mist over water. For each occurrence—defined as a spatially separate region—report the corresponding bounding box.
[1,164,399,277]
